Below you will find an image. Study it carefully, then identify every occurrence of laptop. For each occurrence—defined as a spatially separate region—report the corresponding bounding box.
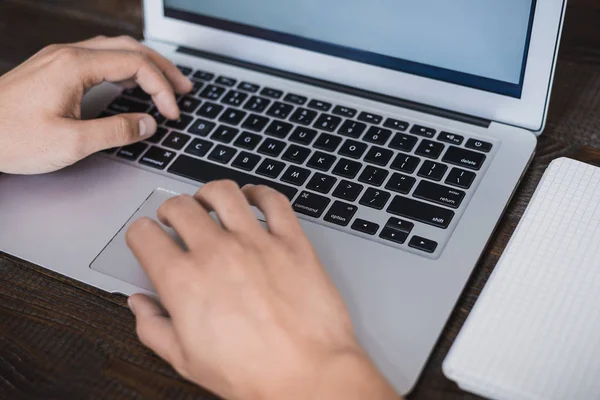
[0,0,567,395]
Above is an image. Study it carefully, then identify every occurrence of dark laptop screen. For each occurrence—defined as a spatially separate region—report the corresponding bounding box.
[164,1,536,98]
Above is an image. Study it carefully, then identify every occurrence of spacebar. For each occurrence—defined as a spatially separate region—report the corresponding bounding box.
[168,155,299,201]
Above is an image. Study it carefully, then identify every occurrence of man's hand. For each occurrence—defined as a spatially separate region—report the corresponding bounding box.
[126,182,400,400]
[0,35,192,174]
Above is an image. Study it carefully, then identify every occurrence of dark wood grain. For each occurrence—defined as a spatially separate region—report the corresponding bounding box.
[1,0,599,398]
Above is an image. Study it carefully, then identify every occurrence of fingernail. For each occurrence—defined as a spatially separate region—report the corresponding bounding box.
[139,115,156,138]
[243,184,255,189]
[127,298,137,315]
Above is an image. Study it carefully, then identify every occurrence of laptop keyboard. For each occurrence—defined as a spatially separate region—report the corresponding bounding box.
[99,64,495,258]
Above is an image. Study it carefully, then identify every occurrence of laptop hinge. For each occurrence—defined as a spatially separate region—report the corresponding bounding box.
[177,46,491,128]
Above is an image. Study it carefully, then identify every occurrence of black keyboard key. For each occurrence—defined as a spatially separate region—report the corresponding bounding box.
[358,166,389,187]
[219,108,247,126]
[281,166,311,186]
[438,132,464,145]
[359,188,391,210]
[258,138,286,157]
[147,108,167,125]
[190,80,204,95]
[256,158,285,179]
[415,140,445,159]
[379,228,408,245]
[289,127,317,145]
[417,160,448,181]
[261,87,283,99]
[221,90,248,107]
[410,125,436,138]
[364,146,393,166]
[314,133,342,152]
[267,102,294,119]
[232,151,261,171]
[332,105,357,118]
[385,217,414,234]
[383,118,409,132]
[338,120,367,138]
[193,70,215,81]
[389,132,418,152]
[122,87,151,102]
[282,145,311,164]
[364,127,392,145]
[358,112,383,125]
[189,118,216,137]
[332,158,362,179]
[185,138,213,158]
[314,114,342,132]
[293,191,330,218]
[307,99,332,112]
[108,97,149,114]
[117,143,147,161]
[306,173,337,194]
[166,114,194,130]
[385,173,416,194]
[265,120,293,138]
[146,127,168,144]
[178,96,201,113]
[208,145,237,164]
[199,85,226,100]
[284,93,307,105]
[409,236,438,253]
[351,219,380,236]
[168,155,298,200]
[139,146,176,170]
[216,76,236,87]
[465,139,493,153]
[387,196,455,229]
[333,180,364,202]
[391,154,421,173]
[307,152,336,171]
[238,82,260,93]
[339,140,367,159]
[234,131,262,151]
[176,65,193,76]
[211,126,239,144]
[413,180,466,209]
[442,146,486,170]
[244,96,271,113]
[196,102,224,119]
[324,201,358,227]
[242,114,270,132]
[289,108,318,125]
[445,168,476,189]
[163,131,191,150]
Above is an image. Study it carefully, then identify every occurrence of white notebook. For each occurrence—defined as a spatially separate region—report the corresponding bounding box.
[443,157,600,400]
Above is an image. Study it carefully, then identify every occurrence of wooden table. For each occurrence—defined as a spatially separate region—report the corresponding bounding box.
[1,0,599,398]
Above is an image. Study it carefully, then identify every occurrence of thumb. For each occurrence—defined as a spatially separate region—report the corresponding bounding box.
[70,113,157,156]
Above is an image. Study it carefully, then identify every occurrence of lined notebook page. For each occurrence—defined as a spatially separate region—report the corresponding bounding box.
[443,158,600,400]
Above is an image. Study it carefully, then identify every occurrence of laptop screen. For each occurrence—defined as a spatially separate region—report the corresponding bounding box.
[164,1,536,98]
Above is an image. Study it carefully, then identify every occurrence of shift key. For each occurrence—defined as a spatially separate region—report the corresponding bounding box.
[387,195,454,228]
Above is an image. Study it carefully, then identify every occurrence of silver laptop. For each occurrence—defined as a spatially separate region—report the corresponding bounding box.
[0,0,567,394]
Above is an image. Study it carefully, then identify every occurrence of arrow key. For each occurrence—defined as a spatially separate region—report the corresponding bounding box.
[351,219,380,236]
[379,227,409,245]
[409,236,438,253]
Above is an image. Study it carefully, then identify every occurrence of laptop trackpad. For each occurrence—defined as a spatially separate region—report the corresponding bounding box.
[90,188,183,292]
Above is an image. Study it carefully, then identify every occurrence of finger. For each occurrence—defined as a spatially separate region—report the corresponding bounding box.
[242,185,305,241]
[194,180,265,235]
[72,35,193,95]
[126,217,184,293]
[128,294,187,371]
[156,194,225,249]
[60,113,156,157]
[70,48,180,119]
